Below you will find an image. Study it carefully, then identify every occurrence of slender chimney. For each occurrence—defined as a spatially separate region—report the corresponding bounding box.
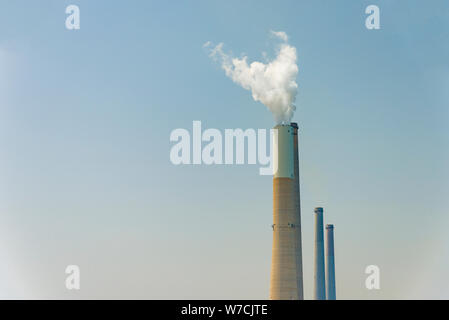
[325,224,336,300]
[270,123,303,300]
[314,207,326,300]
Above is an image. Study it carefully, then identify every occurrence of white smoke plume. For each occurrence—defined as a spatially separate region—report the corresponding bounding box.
[205,31,298,124]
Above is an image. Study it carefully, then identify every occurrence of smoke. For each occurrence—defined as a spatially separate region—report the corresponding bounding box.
[205,31,298,124]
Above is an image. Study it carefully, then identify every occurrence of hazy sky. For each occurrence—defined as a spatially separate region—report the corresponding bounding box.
[0,0,448,299]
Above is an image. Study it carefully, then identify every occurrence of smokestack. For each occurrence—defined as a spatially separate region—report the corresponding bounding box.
[325,224,336,300]
[314,207,326,300]
[270,123,303,300]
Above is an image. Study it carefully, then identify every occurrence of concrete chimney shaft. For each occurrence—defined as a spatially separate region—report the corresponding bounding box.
[270,123,303,300]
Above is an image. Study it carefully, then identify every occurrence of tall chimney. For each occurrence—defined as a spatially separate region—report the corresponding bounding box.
[325,224,336,300]
[270,123,303,300]
[314,207,326,300]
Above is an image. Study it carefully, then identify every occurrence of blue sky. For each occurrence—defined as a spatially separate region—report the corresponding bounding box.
[0,0,448,299]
